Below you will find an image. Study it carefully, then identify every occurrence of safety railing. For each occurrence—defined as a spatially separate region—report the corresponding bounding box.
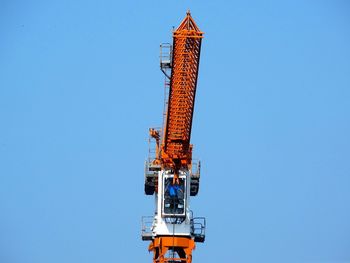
[160,43,172,69]
[191,217,206,243]
[190,160,200,178]
[190,160,201,196]
[141,216,154,241]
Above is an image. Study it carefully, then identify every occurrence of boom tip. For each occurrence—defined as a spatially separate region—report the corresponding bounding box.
[176,10,203,33]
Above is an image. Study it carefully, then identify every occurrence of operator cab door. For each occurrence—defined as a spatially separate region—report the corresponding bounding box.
[162,176,186,217]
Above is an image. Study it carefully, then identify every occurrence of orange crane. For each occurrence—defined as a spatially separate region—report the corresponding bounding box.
[142,11,205,263]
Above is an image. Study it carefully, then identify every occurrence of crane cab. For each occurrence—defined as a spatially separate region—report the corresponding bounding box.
[160,172,188,218]
[162,176,186,217]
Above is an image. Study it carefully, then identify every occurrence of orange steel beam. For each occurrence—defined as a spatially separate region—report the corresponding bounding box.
[149,236,195,263]
[160,11,204,174]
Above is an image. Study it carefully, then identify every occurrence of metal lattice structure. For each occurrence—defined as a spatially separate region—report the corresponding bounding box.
[161,12,204,173]
[143,11,205,263]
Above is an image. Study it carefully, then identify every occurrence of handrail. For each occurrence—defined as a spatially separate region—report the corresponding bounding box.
[141,216,154,240]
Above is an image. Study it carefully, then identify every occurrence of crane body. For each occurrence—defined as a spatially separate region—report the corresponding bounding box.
[142,12,205,263]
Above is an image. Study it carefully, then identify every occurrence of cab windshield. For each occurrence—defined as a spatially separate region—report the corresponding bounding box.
[163,178,185,215]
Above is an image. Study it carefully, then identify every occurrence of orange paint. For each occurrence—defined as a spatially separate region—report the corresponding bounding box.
[160,11,204,176]
[149,236,196,263]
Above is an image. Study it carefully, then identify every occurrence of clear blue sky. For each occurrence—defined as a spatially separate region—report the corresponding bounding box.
[1,1,350,262]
